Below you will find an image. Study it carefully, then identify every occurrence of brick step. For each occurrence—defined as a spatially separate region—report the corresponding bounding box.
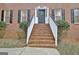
[32,30,52,32]
[30,35,53,37]
[32,29,52,31]
[28,44,55,48]
[32,34,53,36]
[34,24,49,26]
[29,40,55,44]
[32,30,51,32]
[33,26,50,29]
[33,27,50,30]
[33,27,50,28]
[34,24,49,27]
[31,36,54,39]
[29,38,54,40]
[32,27,51,29]
[29,39,55,41]
[30,36,54,39]
[31,34,53,37]
[32,32,52,35]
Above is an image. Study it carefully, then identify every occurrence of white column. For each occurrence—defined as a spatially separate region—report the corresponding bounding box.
[4,11,6,22]
[45,8,49,24]
[35,8,38,24]
[21,10,22,22]
[35,8,37,17]
[47,8,49,17]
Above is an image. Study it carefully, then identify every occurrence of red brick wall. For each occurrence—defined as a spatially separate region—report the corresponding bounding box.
[0,3,79,32]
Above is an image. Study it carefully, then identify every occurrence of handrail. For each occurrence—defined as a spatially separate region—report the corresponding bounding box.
[48,16,58,46]
[26,16,35,44]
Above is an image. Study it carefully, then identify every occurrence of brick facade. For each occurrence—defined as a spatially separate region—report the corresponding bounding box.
[0,3,79,40]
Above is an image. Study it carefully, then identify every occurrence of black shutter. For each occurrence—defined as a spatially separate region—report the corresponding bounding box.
[10,10,13,23]
[51,9,55,20]
[1,10,4,21]
[18,10,21,23]
[27,9,30,22]
[71,9,74,23]
[62,9,65,20]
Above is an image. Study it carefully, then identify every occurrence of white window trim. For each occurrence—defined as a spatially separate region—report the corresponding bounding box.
[4,10,6,22]
[73,9,79,24]
[4,10,11,24]
[21,10,27,22]
[54,9,62,20]
[21,10,22,22]
[74,9,79,16]
[74,23,79,25]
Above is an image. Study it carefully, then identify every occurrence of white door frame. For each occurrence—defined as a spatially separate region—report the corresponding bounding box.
[35,6,49,24]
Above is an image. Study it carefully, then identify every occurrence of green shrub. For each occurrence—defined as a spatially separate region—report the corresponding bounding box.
[19,21,29,39]
[0,21,6,30]
[0,21,6,38]
[56,20,70,43]
[19,21,29,32]
[56,20,70,31]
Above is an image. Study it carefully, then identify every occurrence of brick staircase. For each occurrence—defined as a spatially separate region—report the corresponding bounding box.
[28,24,55,48]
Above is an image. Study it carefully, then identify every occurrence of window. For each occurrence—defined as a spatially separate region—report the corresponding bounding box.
[5,10,10,23]
[18,10,30,23]
[73,9,79,24]
[21,10,27,21]
[51,9,65,21]
[1,10,13,24]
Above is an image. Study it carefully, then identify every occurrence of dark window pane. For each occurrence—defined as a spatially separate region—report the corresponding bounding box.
[51,9,55,20]
[18,10,21,23]
[27,9,30,23]
[71,9,74,23]
[1,10,4,21]
[10,10,13,23]
[62,9,65,20]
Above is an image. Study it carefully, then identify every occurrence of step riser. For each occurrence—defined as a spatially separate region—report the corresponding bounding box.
[29,39,55,41]
[30,36,54,38]
[28,46,55,48]
[28,44,55,48]
[29,41,55,44]
[32,32,52,34]
[32,34,53,36]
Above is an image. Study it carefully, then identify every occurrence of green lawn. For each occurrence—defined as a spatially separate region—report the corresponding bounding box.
[57,41,79,55]
[0,39,25,48]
